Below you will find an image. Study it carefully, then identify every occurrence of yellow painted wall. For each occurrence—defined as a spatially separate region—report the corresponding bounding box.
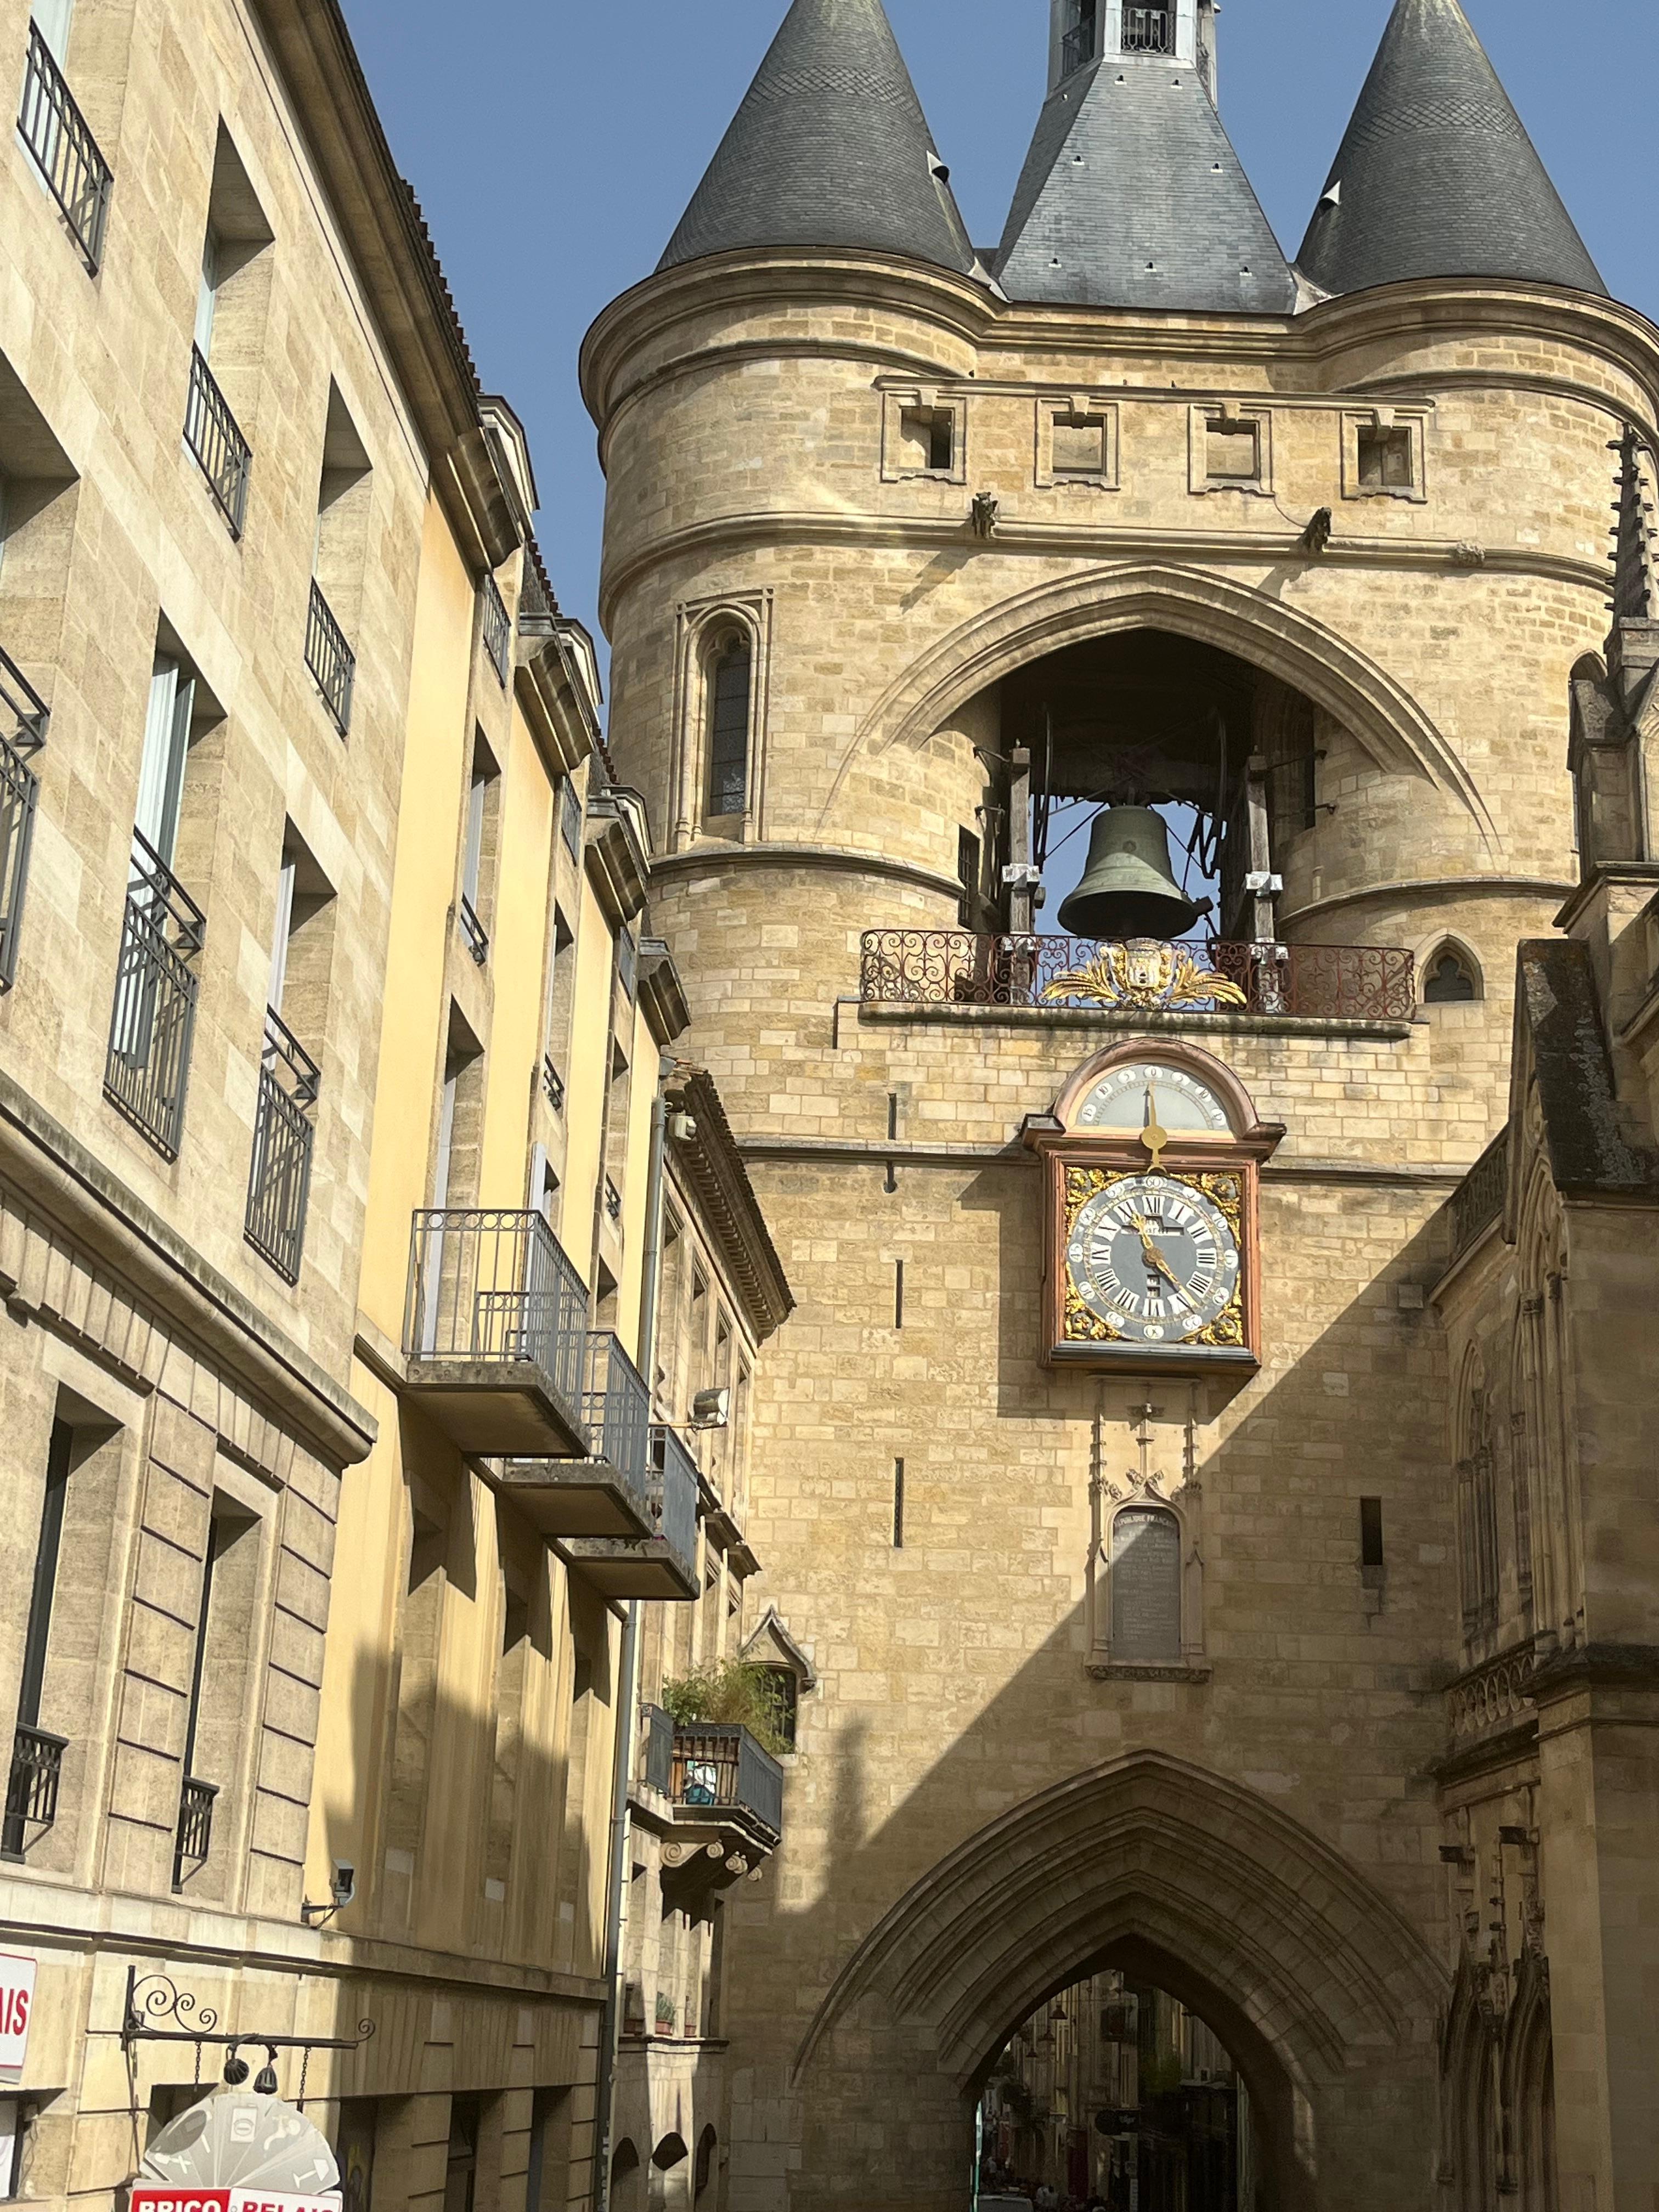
[479,701,555,1207]
[617,1002,659,1361]
[558,870,615,1285]
[355,492,475,1344]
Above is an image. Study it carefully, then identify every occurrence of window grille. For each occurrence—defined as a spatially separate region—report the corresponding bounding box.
[172,1775,217,1889]
[481,574,511,684]
[1122,5,1173,53]
[105,831,206,1159]
[245,1007,320,1283]
[305,578,355,735]
[0,647,47,992]
[184,346,251,537]
[17,22,111,272]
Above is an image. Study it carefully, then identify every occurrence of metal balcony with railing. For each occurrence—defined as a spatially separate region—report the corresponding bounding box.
[404,1209,589,1455]
[1059,18,1097,74]
[245,1008,320,1284]
[0,645,48,992]
[481,574,511,684]
[1123,5,1174,52]
[458,894,489,966]
[18,22,112,272]
[859,932,1417,1024]
[171,1774,217,1890]
[641,1702,674,1796]
[670,1723,785,1847]
[104,832,206,1160]
[1449,1128,1509,1263]
[542,1055,566,1114]
[2,1725,67,1859]
[305,578,355,735]
[562,1416,701,1602]
[494,1329,657,1543]
[184,346,252,537]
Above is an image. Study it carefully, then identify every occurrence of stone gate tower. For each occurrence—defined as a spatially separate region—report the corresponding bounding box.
[582,2,1659,2206]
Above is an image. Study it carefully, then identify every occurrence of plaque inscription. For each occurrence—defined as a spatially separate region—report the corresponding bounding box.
[1110,1506,1182,1662]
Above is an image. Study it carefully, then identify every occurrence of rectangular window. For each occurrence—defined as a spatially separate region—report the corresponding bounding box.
[481,574,511,685]
[892,1458,905,1550]
[956,826,980,927]
[706,635,751,819]
[1360,1497,1385,1569]
[18,8,112,274]
[1051,414,1107,478]
[900,406,954,474]
[459,733,498,965]
[246,840,323,1284]
[1357,425,1414,492]
[2,1419,71,1859]
[1206,422,1260,482]
[1060,0,1098,74]
[559,776,583,860]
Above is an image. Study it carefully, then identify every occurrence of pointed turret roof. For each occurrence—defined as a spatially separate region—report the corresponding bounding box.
[1297,0,1605,300]
[658,0,978,279]
[996,54,1297,315]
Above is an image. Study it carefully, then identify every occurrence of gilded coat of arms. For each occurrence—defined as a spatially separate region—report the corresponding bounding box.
[1041,938,1248,1013]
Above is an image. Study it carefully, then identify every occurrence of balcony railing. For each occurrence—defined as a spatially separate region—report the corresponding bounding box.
[404,1209,589,1454]
[641,1702,674,1796]
[245,1008,320,1284]
[0,646,48,993]
[605,1177,623,1224]
[105,832,206,1160]
[458,894,489,965]
[560,1417,701,1601]
[582,1333,652,1502]
[542,1055,565,1114]
[670,1723,784,1842]
[1123,5,1173,53]
[2,1725,67,1858]
[1451,1128,1509,1261]
[859,932,1416,1023]
[560,778,583,861]
[172,1774,217,1889]
[652,1425,701,1582]
[305,578,355,735]
[481,574,511,684]
[184,346,251,537]
[18,22,112,272]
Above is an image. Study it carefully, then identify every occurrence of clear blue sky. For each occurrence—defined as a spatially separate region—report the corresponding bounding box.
[338,0,1657,661]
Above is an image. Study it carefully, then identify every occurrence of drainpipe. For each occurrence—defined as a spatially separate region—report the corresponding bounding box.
[593,1053,675,2209]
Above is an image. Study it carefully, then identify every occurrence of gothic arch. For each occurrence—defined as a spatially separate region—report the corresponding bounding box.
[1441,1961,1499,2212]
[817,562,1494,842]
[794,1751,1446,2200]
[1502,1954,1557,2212]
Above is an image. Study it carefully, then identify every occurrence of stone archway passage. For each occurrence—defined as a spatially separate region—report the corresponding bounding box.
[791,1752,1448,2212]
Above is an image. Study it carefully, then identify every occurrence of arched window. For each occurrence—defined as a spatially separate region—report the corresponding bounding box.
[706,634,752,819]
[1109,1505,1182,1664]
[611,2141,644,2212]
[694,2129,718,2202]
[1424,945,1480,1003]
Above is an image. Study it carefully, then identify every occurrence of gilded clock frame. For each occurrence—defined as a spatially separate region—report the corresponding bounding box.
[1024,1040,1285,1379]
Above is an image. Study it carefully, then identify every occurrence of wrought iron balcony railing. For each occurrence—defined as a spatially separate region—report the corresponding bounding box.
[560,778,583,861]
[1450,1128,1509,1262]
[459,894,489,965]
[1060,19,1096,74]
[641,1702,674,1796]
[404,1209,589,1453]
[2,1725,67,1858]
[671,1723,785,1842]
[582,1332,652,1506]
[858,932,1417,1024]
[1123,5,1174,53]
[0,646,48,993]
[184,346,251,537]
[105,832,206,1160]
[305,578,355,735]
[172,1774,217,1889]
[652,1424,702,1583]
[605,1177,623,1224]
[541,1055,566,1114]
[245,1007,320,1284]
[18,22,112,272]
[481,574,511,684]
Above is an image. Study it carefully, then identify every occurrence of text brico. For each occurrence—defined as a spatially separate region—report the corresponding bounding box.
[129,2192,343,2212]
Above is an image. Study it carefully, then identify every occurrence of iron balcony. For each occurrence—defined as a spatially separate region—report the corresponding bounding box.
[245,1007,320,1284]
[171,1774,217,1890]
[670,1722,785,1851]
[2,1724,67,1859]
[403,1209,590,1456]
[104,831,206,1160]
[184,346,252,537]
[0,644,48,992]
[18,22,111,272]
[305,578,355,735]
[561,1419,701,1602]
[493,1331,656,1544]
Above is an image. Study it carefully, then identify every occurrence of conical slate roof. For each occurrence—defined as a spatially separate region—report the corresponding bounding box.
[1297,0,1605,298]
[658,0,978,278]
[996,55,1297,315]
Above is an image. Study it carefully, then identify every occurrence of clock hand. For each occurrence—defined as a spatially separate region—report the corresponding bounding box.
[1135,1221,1193,1303]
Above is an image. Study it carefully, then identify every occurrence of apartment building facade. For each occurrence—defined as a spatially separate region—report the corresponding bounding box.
[0,0,795,2207]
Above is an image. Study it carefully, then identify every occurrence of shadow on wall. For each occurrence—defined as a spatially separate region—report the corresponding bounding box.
[727,1176,1459,2212]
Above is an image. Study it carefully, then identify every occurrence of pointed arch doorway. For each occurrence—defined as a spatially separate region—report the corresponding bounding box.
[789,1753,1447,2212]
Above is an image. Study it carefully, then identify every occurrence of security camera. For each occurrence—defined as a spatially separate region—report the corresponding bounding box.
[668,1111,698,1143]
[331,1862,356,1908]
[690,1387,730,1430]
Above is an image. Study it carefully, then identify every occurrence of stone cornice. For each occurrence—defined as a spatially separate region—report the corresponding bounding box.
[513,636,597,782]
[650,842,964,904]
[638,937,691,1049]
[0,1068,375,1469]
[665,1071,793,1343]
[1280,877,1578,930]
[584,798,651,929]
[246,0,519,573]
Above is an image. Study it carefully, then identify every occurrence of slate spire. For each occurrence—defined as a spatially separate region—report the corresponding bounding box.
[1297,0,1605,299]
[658,0,978,279]
[996,7,1296,315]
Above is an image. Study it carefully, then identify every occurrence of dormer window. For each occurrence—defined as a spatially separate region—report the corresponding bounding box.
[1123,5,1174,53]
[1061,1,1098,76]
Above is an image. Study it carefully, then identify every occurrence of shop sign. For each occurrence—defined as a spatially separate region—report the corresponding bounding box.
[131,2191,342,2212]
[0,1954,36,2083]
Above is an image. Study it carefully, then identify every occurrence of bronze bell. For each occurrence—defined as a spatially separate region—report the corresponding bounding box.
[1056,806,1204,941]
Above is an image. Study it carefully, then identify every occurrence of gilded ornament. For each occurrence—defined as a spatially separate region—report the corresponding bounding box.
[1041,938,1248,1012]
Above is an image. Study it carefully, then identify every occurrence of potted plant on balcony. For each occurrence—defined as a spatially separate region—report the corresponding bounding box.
[659,1660,788,1756]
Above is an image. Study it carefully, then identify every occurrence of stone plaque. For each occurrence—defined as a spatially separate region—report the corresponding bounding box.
[1110,1506,1182,1662]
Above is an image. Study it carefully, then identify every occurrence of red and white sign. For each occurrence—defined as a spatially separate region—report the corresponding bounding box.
[131,2192,341,2212]
[0,1953,35,2082]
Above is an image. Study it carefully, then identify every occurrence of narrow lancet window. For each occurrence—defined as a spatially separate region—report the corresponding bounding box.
[707,635,751,819]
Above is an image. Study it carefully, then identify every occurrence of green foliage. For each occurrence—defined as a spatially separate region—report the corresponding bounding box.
[661,1660,788,1756]
[1142,2050,1184,2097]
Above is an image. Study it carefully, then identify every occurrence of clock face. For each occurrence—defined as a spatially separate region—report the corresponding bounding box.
[1075,1062,1232,1137]
[1065,1174,1242,1345]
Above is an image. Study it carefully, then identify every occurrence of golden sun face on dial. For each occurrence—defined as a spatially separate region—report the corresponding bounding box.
[1065,1172,1242,1346]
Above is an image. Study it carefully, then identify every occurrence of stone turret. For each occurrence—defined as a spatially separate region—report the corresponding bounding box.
[1297,0,1606,298]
